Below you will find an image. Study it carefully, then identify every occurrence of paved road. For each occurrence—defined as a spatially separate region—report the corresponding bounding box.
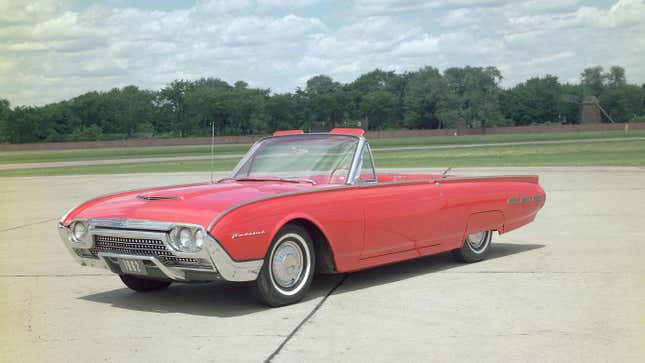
[1,167,644,362]
[2,136,644,171]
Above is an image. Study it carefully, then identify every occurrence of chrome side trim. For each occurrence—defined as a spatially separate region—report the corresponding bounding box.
[435,175,539,184]
[207,185,347,230]
[207,174,540,230]
[58,219,263,282]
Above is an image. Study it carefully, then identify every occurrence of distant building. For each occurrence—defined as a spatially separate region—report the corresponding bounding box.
[581,96,602,124]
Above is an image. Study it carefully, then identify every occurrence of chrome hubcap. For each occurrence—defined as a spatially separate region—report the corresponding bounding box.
[271,240,304,289]
[467,231,487,251]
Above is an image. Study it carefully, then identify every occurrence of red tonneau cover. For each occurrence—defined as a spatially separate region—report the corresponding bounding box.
[329,128,365,136]
[273,130,304,136]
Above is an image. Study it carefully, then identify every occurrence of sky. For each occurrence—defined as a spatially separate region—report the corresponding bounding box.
[0,0,644,106]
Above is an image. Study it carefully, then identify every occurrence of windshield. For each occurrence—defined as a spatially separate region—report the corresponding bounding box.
[232,135,359,184]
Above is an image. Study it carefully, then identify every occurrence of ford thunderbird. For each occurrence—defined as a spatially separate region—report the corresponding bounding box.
[58,128,545,306]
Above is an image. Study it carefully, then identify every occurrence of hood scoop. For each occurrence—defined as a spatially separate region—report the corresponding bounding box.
[137,194,182,201]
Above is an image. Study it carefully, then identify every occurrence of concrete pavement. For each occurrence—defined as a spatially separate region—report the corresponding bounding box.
[1,167,644,362]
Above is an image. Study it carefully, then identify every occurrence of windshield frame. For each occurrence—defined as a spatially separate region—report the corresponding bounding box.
[229,133,367,185]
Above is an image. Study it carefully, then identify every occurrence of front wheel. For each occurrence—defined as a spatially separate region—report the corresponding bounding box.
[254,224,316,307]
[453,231,493,263]
[119,274,172,292]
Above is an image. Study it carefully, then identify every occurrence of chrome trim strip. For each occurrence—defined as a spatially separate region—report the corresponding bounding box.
[207,185,346,230]
[437,175,539,183]
[58,219,263,282]
[90,218,176,231]
[207,174,540,229]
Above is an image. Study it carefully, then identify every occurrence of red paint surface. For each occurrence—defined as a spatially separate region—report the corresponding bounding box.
[329,128,366,136]
[64,172,545,273]
[272,130,304,136]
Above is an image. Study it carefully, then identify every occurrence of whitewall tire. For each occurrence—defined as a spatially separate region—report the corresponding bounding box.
[254,224,315,307]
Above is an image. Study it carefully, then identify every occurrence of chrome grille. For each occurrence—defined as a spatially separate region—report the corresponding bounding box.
[90,235,200,266]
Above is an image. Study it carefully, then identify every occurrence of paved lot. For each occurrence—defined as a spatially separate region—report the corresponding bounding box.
[1,167,644,362]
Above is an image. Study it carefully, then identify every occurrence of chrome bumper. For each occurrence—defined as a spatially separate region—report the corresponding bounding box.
[58,219,263,282]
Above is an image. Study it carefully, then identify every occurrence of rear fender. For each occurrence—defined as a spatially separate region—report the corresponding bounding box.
[464,210,505,238]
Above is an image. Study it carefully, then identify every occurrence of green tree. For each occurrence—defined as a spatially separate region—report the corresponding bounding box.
[581,66,605,96]
[305,75,348,129]
[600,84,645,122]
[501,75,561,125]
[443,66,507,128]
[557,83,583,124]
[4,106,45,143]
[265,93,306,131]
[0,99,11,142]
[403,66,448,129]
[3,63,645,143]
[158,80,196,137]
[606,66,626,88]
[346,69,405,129]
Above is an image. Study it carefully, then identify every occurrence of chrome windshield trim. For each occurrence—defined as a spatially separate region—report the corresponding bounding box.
[346,136,367,185]
[228,133,363,180]
[348,140,377,185]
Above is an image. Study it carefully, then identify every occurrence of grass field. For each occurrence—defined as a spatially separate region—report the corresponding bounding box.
[1,130,644,177]
[2,129,644,165]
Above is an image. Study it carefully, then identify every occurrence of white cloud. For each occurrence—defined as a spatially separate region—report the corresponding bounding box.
[0,1,327,105]
[354,0,510,15]
[257,0,320,9]
[0,0,644,106]
[435,0,645,86]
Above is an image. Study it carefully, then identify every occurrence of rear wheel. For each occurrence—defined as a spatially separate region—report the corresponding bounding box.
[254,224,315,307]
[453,231,493,263]
[119,274,172,292]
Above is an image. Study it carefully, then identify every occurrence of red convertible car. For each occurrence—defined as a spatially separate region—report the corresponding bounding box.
[58,129,545,306]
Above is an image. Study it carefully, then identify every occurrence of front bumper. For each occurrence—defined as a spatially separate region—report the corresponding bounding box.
[58,218,263,282]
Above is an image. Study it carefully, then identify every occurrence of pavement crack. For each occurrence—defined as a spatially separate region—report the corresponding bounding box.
[264,275,347,363]
[0,218,58,232]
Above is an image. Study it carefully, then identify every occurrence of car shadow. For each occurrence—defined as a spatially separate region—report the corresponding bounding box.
[78,242,544,317]
[79,275,342,318]
[335,242,546,295]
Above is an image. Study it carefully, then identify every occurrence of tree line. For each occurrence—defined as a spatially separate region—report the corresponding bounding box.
[1,65,644,144]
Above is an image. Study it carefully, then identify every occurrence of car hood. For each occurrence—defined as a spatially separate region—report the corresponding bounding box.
[64,181,316,229]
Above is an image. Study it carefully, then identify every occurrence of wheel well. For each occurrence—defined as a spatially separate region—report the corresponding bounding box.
[287,219,336,274]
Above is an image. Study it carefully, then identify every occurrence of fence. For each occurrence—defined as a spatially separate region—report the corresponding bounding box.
[1,122,643,152]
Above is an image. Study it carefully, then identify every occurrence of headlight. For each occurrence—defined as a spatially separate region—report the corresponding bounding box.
[169,226,205,252]
[71,221,88,242]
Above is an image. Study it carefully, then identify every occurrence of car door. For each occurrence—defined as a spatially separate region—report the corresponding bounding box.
[352,143,445,259]
[359,182,444,258]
